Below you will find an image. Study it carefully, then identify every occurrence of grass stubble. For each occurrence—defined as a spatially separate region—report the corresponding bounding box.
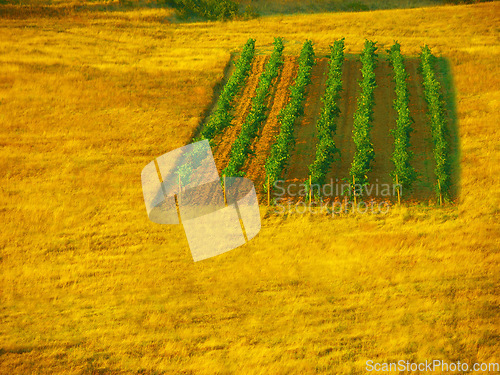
[0,1,499,374]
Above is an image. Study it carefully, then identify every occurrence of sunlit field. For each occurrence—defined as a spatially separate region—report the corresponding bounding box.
[0,1,499,374]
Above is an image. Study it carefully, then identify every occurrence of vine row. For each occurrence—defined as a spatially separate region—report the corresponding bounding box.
[349,39,378,187]
[420,45,449,201]
[200,38,255,142]
[264,40,315,190]
[223,37,285,177]
[308,38,345,189]
[389,41,417,194]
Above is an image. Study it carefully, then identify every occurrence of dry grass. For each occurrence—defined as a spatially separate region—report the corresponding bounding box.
[237,0,447,15]
[0,1,499,374]
[0,0,473,20]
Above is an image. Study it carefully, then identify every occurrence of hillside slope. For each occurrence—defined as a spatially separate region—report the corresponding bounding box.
[0,2,498,374]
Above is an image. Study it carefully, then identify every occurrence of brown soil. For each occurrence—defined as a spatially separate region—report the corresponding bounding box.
[244,56,298,194]
[212,55,268,174]
[368,59,397,190]
[326,58,362,186]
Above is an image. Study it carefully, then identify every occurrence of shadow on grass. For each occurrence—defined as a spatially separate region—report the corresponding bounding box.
[190,54,236,142]
[0,1,171,20]
[0,0,471,21]
[239,0,456,17]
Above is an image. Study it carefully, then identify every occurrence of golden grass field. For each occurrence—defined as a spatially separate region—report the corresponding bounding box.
[0,1,499,374]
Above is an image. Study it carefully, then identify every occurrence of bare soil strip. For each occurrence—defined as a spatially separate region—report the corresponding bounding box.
[244,56,298,194]
[284,58,329,187]
[367,59,397,192]
[405,59,436,201]
[212,56,269,174]
[325,57,362,187]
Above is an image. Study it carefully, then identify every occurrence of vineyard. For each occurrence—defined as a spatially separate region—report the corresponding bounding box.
[199,38,456,205]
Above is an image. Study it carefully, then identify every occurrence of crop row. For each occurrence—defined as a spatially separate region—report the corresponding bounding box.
[389,42,417,193]
[349,40,378,187]
[420,45,449,201]
[308,38,345,189]
[222,37,285,177]
[199,38,255,142]
[264,40,315,189]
